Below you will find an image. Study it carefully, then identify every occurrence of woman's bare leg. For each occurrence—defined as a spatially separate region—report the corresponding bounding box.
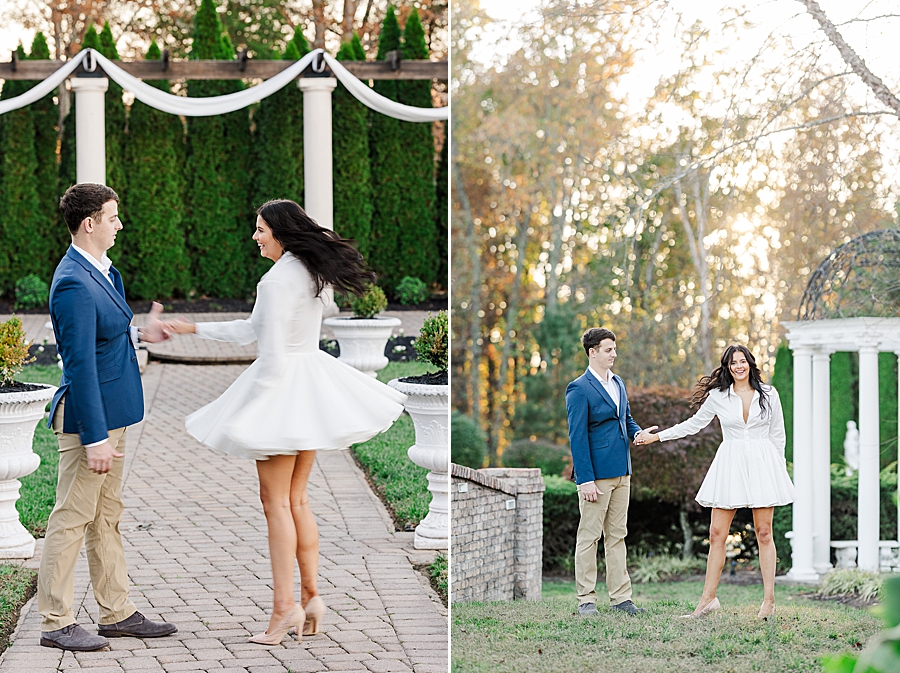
[289,451,319,607]
[257,455,300,632]
[695,508,737,613]
[752,507,777,617]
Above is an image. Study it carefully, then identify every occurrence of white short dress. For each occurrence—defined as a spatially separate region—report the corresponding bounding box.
[657,384,795,509]
[184,252,407,460]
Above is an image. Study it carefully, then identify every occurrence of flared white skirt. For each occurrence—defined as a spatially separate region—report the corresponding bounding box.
[695,438,795,509]
[185,350,407,460]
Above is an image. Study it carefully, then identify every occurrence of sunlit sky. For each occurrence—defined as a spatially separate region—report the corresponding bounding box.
[473,0,900,116]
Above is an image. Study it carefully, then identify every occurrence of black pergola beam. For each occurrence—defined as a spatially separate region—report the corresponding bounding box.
[0,59,447,81]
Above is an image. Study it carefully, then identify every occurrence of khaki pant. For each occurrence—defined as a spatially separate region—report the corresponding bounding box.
[574,475,632,606]
[38,399,136,631]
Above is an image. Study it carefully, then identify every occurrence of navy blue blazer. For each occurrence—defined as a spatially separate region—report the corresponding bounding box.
[565,369,641,484]
[47,246,144,445]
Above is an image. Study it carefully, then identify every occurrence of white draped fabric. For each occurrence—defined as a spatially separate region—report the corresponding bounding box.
[0,48,446,122]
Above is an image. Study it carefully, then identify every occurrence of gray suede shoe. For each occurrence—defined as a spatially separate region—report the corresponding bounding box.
[40,624,109,651]
[577,602,599,616]
[611,600,646,615]
[98,611,177,638]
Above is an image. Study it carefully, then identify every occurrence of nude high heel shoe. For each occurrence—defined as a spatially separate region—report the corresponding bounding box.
[679,596,720,619]
[249,604,306,645]
[757,602,776,620]
[303,596,325,636]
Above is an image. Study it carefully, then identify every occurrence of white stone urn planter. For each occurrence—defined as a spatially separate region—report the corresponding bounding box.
[388,378,448,549]
[0,384,56,558]
[324,316,402,377]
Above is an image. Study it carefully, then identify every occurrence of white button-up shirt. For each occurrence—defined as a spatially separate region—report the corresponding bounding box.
[588,366,620,413]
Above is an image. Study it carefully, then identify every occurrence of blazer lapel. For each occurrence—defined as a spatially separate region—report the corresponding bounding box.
[584,368,617,411]
[613,374,626,420]
[67,247,132,319]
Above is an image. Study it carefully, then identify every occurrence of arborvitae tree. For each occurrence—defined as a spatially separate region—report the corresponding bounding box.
[28,33,62,280]
[118,40,189,299]
[397,9,438,286]
[98,23,127,219]
[435,131,447,289]
[251,27,307,208]
[333,34,372,258]
[368,6,406,291]
[184,0,255,297]
[0,45,41,294]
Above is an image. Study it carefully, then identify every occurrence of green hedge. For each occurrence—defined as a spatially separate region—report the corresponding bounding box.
[0,0,442,300]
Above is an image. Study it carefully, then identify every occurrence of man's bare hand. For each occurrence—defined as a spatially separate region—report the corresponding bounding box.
[579,481,603,502]
[86,440,124,474]
[635,426,660,445]
[139,301,171,343]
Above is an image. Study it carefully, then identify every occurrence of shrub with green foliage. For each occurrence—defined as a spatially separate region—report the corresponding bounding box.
[395,276,428,305]
[251,27,307,209]
[542,475,579,571]
[818,568,883,602]
[415,311,448,372]
[97,23,127,222]
[368,7,405,291]
[502,439,569,477]
[14,275,49,310]
[435,135,448,288]
[26,33,61,278]
[630,554,707,584]
[395,9,438,286]
[351,284,388,318]
[822,575,900,673]
[117,40,189,299]
[184,0,254,298]
[0,317,34,386]
[451,411,486,468]
[333,34,373,259]
[0,45,41,295]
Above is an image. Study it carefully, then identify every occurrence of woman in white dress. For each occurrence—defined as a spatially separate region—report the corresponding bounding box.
[635,345,794,620]
[164,200,406,644]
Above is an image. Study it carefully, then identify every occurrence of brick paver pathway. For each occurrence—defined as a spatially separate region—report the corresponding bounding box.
[0,362,447,673]
[2,313,429,365]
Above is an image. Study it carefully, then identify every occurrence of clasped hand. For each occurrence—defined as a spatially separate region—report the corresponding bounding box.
[634,426,660,445]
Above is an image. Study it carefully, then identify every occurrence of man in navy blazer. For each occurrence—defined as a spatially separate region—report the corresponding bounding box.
[38,184,177,651]
[566,327,651,616]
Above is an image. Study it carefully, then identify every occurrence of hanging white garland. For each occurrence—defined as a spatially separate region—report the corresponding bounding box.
[0,48,447,122]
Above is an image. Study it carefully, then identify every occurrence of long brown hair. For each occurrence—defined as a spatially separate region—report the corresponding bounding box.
[690,345,770,416]
[256,199,375,297]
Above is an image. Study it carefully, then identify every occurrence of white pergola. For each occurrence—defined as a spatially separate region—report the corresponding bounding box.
[782,317,900,580]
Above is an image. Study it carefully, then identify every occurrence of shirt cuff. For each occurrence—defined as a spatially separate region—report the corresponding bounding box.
[130,326,140,348]
[84,439,107,448]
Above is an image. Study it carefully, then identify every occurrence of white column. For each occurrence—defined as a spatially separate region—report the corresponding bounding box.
[788,346,818,581]
[812,348,833,574]
[858,346,881,571]
[298,77,337,231]
[69,77,109,185]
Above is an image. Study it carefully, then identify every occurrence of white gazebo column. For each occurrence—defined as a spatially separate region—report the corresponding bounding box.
[787,345,818,581]
[812,348,833,574]
[857,346,881,571]
[69,76,109,185]
[298,76,337,231]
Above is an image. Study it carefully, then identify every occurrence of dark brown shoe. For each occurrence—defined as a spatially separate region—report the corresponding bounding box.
[98,611,177,638]
[40,624,109,651]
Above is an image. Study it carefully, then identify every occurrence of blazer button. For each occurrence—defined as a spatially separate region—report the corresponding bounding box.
[131,356,137,362]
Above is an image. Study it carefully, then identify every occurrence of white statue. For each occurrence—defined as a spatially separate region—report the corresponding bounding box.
[844,420,860,476]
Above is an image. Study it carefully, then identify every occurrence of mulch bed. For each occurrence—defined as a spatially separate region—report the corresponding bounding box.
[807,592,879,609]
[0,381,50,393]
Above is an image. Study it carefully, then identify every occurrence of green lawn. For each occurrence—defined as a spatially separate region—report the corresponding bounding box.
[351,360,435,529]
[0,565,37,653]
[452,579,883,673]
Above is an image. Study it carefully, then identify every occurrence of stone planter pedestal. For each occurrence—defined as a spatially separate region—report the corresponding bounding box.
[388,378,448,549]
[0,385,57,558]
[324,317,402,377]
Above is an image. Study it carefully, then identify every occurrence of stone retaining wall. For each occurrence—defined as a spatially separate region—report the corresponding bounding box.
[450,465,544,603]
